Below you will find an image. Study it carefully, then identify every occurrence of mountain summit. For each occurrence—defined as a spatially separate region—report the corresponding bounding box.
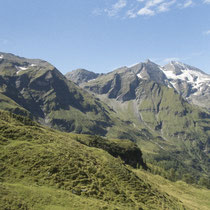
[65,69,100,85]
[161,61,210,110]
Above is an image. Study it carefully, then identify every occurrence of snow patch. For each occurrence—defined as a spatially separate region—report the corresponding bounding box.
[0,55,4,59]
[137,73,143,79]
[30,64,36,67]
[16,66,29,75]
[88,78,96,82]
[19,66,28,70]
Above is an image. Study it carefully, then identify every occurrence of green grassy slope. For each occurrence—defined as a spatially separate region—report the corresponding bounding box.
[0,110,184,209]
[137,81,210,177]
[134,169,210,210]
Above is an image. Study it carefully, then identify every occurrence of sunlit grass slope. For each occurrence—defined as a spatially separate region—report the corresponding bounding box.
[134,169,210,210]
[0,110,184,209]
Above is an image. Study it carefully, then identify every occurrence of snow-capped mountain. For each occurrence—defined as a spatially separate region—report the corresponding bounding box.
[161,61,210,110]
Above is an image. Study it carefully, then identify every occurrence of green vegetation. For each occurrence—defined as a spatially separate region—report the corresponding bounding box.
[0,53,116,135]
[134,169,210,210]
[137,81,210,178]
[0,110,185,209]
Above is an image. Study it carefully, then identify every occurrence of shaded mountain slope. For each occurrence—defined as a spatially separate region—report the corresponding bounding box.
[0,52,114,135]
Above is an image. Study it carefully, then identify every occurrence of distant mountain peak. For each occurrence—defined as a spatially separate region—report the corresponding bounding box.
[160,61,210,109]
[164,60,207,75]
[65,68,100,85]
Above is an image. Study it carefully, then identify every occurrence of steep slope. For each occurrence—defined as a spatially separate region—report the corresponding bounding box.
[0,52,114,135]
[80,61,169,102]
[0,110,184,209]
[78,61,210,178]
[65,68,100,85]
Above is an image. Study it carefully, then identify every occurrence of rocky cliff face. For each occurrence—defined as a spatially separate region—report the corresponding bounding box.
[76,61,167,102]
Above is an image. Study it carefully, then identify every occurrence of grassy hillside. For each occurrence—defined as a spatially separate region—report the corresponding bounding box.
[134,169,210,210]
[0,110,185,209]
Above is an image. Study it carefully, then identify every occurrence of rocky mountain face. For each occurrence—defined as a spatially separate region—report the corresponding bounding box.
[79,60,171,101]
[0,52,114,135]
[65,68,100,85]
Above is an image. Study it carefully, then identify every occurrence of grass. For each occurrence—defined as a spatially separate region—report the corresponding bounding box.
[0,182,132,210]
[134,169,210,210]
[0,110,185,209]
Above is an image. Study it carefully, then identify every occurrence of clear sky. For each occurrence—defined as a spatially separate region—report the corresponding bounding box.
[0,0,210,74]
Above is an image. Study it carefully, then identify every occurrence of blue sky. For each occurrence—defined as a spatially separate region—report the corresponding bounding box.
[0,0,210,74]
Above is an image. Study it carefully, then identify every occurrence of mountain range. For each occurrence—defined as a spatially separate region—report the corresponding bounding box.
[0,52,210,209]
[67,60,210,111]
[0,52,210,180]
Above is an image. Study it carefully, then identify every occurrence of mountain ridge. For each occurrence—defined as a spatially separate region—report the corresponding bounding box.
[66,59,210,110]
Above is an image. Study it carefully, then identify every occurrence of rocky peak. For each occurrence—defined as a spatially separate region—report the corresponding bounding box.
[65,68,100,85]
[132,60,168,85]
[161,61,210,110]
[163,61,207,75]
